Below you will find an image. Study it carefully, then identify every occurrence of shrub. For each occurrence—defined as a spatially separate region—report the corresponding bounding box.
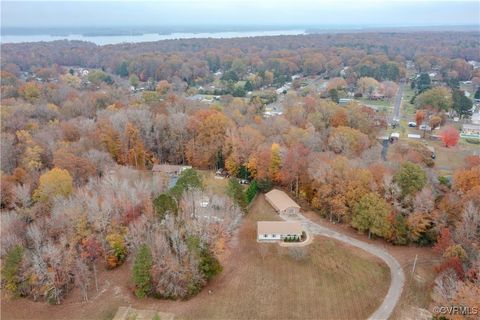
[106,233,127,269]
[245,180,258,204]
[465,138,480,145]
[227,178,247,212]
[438,176,450,187]
[301,231,307,241]
[391,214,408,245]
[257,179,273,192]
[2,245,24,297]
[199,248,222,280]
[393,162,427,196]
[153,193,177,220]
[133,244,153,298]
[169,169,203,199]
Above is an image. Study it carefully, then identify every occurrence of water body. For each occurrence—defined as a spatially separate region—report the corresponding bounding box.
[1,29,306,45]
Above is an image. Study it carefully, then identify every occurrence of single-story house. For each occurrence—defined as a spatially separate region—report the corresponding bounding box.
[152,164,192,176]
[462,124,480,136]
[265,189,301,215]
[257,221,303,241]
[471,113,480,125]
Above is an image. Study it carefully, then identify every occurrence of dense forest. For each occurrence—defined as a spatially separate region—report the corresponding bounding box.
[1,32,479,308]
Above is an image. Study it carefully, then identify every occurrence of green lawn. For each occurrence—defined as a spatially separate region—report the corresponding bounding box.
[402,86,417,117]
[356,97,392,111]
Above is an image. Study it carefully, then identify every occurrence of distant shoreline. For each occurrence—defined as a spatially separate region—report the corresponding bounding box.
[1,25,478,45]
[1,29,308,45]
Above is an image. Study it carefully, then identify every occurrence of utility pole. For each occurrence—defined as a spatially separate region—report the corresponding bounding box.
[412,254,418,274]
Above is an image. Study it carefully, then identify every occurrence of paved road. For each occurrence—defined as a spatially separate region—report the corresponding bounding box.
[281,213,405,320]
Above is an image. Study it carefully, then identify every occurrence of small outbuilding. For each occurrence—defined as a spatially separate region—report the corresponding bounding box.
[152,164,192,176]
[265,189,301,215]
[257,221,303,241]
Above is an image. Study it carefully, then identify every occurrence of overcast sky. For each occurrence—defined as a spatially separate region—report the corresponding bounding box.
[1,0,479,28]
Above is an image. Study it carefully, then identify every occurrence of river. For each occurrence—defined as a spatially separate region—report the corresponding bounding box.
[1,29,306,45]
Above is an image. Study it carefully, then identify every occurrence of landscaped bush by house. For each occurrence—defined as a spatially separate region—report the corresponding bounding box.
[284,235,301,242]
[301,231,307,241]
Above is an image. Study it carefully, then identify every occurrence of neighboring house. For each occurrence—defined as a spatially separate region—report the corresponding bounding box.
[390,132,400,142]
[339,98,352,105]
[152,164,192,189]
[462,124,480,135]
[265,189,301,215]
[257,221,303,241]
[471,113,480,125]
[152,164,192,176]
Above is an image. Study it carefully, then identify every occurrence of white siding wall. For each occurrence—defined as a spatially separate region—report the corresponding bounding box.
[258,233,282,241]
[258,233,302,241]
[282,207,299,215]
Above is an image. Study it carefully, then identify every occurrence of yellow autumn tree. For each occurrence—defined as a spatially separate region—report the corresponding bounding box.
[33,168,73,202]
[16,130,44,172]
[269,143,281,182]
[225,153,240,177]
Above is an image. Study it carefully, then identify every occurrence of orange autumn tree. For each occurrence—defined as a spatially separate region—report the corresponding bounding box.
[440,125,460,147]
[453,165,480,194]
[330,108,348,127]
[124,122,153,169]
[279,144,309,196]
[186,109,230,169]
[269,143,281,183]
[415,110,426,126]
[97,120,123,164]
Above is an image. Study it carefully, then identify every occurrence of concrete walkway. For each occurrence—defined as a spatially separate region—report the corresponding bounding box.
[280,213,405,320]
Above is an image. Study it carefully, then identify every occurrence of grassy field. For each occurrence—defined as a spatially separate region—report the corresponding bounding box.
[391,256,439,319]
[1,195,390,320]
[402,85,417,117]
[428,139,478,176]
[183,195,390,319]
[199,170,229,195]
[356,97,392,112]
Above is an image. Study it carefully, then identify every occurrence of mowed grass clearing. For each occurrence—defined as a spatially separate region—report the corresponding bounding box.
[181,195,390,319]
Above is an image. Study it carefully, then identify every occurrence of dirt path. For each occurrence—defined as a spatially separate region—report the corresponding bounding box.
[280,213,405,320]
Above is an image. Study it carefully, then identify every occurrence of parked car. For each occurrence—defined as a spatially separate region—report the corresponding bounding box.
[408,121,417,127]
[419,124,431,131]
[239,179,249,185]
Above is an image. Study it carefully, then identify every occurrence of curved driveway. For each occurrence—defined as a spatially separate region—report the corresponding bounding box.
[280,213,405,320]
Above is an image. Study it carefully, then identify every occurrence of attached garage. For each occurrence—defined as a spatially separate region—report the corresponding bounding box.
[257,221,303,242]
[265,189,301,215]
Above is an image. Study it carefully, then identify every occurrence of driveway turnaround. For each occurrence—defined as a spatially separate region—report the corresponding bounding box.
[281,213,405,320]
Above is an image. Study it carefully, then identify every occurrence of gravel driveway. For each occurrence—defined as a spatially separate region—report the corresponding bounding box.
[280,213,405,320]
